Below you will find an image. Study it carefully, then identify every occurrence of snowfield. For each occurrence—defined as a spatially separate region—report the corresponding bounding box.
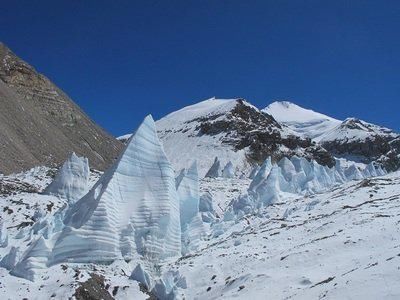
[0,163,399,299]
[263,101,341,140]
[170,173,400,299]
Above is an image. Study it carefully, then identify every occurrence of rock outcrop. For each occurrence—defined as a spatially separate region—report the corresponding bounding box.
[0,42,123,174]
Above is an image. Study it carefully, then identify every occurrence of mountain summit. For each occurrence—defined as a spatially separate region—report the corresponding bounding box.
[263,101,341,140]
[154,98,334,176]
[0,43,123,174]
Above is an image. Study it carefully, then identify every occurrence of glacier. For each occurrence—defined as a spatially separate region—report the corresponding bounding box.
[43,152,90,204]
[13,115,182,280]
[231,156,385,216]
[199,192,216,223]
[222,161,235,178]
[176,162,206,255]
[248,165,261,179]
[0,221,8,248]
[205,157,222,178]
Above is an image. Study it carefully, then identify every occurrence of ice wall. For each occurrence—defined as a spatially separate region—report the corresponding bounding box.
[43,152,89,204]
[176,162,206,254]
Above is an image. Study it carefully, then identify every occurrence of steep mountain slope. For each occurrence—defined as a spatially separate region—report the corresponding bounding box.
[263,101,341,140]
[155,98,334,177]
[0,43,123,174]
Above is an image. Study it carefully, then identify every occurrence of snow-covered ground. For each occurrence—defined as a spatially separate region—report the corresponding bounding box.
[170,172,400,299]
[1,163,399,299]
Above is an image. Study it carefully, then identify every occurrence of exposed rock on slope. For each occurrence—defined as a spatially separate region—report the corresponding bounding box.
[155,98,334,176]
[0,42,123,174]
[265,101,400,171]
[319,118,400,171]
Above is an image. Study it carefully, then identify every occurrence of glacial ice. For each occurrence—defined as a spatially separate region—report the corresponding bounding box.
[43,152,89,204]
[222,161,235,178]
[199,192,216,223]
[0,246,19,270]
[205,157,221,178]
[344,164,364,181]
[248,165,260,179]
[52,115,181,263]
[130,264,152,290]
[363,162,378,177]
[13,115,182,279]
[12,236,52,281]
[232,156,385,215]
[248,158,272,193]
[176,162,206,254]
[0,221,8,248]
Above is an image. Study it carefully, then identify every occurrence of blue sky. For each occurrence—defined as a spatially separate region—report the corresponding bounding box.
[1,1,399,136]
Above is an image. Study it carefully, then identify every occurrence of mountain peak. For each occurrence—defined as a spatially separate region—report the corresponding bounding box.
[264,101,340,123]
[263,101,341,140]
[154,97,335,176]
[160,97,251,124]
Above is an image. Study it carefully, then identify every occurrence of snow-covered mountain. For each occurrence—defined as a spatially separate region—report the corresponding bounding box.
[319,118,400,171]
[263,101,341,140]
[264,101,400,171]
[120,98,335,177]
[319,117,396,143]
[120,98,400,174]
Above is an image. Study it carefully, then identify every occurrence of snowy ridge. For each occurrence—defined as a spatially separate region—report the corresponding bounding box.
[264,101,400,170]
[263,101,341,140]
[158,97,240,125]
[155,97,337,177]
[319,117,397,143]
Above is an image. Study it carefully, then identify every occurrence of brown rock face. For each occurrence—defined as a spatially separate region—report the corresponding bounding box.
[197,99,335,167]
[0,42,123,174]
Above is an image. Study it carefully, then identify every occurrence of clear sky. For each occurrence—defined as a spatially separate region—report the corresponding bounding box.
[1,1,399,136]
